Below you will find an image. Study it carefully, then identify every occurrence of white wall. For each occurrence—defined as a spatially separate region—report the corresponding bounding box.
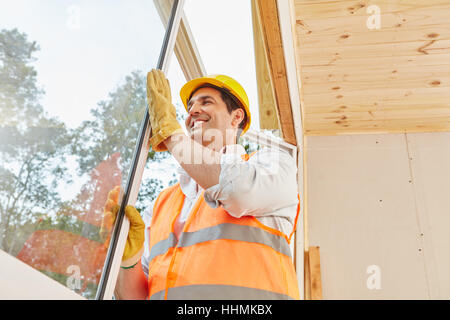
[0,249,85,299]
[306,132,450,299]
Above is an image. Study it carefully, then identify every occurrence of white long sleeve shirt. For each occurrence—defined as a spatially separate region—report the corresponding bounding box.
[141,144,299,277]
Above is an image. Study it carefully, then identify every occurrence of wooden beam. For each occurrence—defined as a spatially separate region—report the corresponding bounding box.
[252,0,280,130]
[304,248,311,300]
[257,0,297,145]
[308,246,323,300]
[154,0,206,80]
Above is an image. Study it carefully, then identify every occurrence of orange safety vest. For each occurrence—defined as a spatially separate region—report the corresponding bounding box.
[147,154,301,300]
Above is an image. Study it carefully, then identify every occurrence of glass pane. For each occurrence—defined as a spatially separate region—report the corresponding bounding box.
[0,0,169,299]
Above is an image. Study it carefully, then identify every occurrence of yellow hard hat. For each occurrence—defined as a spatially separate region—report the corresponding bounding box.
[180,74,251,134]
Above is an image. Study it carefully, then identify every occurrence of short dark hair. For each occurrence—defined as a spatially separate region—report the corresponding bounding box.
[189,84,247,131]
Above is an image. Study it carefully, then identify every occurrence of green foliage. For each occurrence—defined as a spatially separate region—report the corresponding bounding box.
[39,269,98,299]
[0,28,181,299]
[0,28,43,127]
[36,213,102,243]
[69,69,171,211]
[240,136,261,154]
[0,29,71,253]
[136,178,164,211]
[71,70,169,175]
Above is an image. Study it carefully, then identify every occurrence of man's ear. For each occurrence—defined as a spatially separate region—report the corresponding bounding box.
[231,108,245,128]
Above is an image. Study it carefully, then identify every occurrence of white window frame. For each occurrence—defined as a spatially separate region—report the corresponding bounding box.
[96,0,186,300]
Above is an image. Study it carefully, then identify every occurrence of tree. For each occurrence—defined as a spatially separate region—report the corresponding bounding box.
[71,70,173,211]
[18,152,123,299]
[0,29,71,254]
[0,28,178,298]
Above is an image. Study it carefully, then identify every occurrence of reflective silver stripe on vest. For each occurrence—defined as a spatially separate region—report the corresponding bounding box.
[148,223,291,262]
[149,232,177,261]
[178,223,291,257]
[150,284,294,300]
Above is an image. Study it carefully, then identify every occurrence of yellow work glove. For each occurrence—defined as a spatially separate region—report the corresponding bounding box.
[146,69,183,152]
[100,186,145,268]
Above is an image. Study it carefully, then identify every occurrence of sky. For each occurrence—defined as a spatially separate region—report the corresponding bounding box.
[0,0,259,129]
[182,0,259,128]
[0,0,167,127]
[0,0,259,202]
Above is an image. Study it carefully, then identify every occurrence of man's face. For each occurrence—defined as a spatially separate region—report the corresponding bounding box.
[185,87,243,149]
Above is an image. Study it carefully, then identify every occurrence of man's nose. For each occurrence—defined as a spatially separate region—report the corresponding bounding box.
[188,101,202,116]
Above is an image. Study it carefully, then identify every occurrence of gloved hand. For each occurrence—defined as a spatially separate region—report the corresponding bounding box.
[100,186,145,268]
[146,69,184,152]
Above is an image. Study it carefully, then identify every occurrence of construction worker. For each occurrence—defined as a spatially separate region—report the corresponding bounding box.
[107,69,300,300]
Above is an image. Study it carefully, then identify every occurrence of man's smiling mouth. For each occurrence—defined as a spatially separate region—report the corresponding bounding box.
[191,118,209,129]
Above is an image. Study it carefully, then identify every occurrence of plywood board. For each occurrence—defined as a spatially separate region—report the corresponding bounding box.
[0,249,85,299]
[405,132,450,299]
[306,134,429,299]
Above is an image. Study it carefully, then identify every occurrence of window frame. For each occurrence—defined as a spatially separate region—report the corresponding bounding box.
[95,0,186,300]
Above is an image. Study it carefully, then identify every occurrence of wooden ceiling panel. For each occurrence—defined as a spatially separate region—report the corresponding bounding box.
[294,0,450,135]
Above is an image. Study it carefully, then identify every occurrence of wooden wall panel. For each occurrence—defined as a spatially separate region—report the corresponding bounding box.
[406,132,450,299]
[294,0,450,135]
